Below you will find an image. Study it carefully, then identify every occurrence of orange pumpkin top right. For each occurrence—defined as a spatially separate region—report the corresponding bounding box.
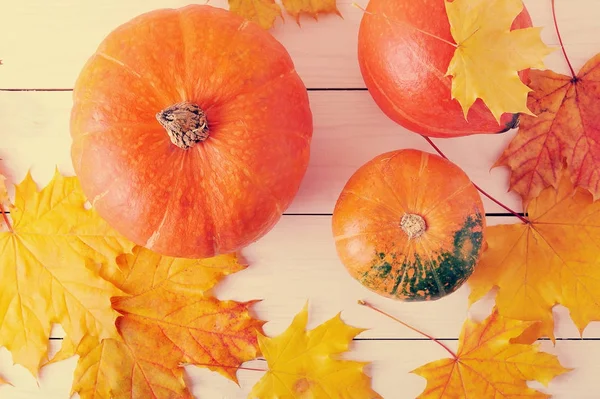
[357,0,533,137]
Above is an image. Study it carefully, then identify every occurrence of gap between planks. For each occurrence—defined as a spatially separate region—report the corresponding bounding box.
[0,88,371,92]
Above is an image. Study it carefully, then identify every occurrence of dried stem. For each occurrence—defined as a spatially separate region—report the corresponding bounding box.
[233,366,267,373]
[190,363,267,373]
[551,0,576,78]
[422,136,530,224]
[358,300,457,359]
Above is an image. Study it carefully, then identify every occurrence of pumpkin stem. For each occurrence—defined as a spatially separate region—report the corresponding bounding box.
[400,213,426,239]
[156,102,209,150]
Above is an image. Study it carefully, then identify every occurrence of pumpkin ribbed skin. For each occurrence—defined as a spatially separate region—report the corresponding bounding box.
[332,149,485,301]
[70,5,313,258]
[357,0,533,138]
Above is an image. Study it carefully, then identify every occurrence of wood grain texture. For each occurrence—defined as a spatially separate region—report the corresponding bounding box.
[0,90,522,214]
[25,215,600,341]
[0,0,598,89]
[0,338,597,398]
[1,0,600,397]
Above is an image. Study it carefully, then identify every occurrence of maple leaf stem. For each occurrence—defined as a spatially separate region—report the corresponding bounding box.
[551,0,576,78]
[0,204,12,232]
[191,362,267,373]
[239,366,268,372]
[351,3,457,48]
[358,300,458,359]
[422,136,530,224]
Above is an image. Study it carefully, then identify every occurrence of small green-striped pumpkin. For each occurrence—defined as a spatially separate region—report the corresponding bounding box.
[332,149,485,301]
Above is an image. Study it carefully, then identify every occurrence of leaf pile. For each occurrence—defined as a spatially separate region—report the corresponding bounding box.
[496,54,600,204]
[250,304,382,399]
[70,246,264,398]
[0,171,379,397]
[469,175,600,339]
[228,0,341,29]
[472,3,600,345]
[414,309,568,398]
[445,0,553,121]
[1,0,599,397]
[0,171,266,397]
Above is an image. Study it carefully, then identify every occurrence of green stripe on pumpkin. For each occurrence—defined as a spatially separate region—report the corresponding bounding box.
[362,213,483,301]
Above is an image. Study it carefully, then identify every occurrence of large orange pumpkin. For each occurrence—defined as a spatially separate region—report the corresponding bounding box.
[357,0,533,138]
[332,149,485,301]
[70,5,313,258]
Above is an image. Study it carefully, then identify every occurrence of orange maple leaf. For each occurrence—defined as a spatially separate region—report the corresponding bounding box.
[468,174,600,339]
[69,246,264,399]
[228,0,340,29]
[413,309,569,398]
[496,53,600,204]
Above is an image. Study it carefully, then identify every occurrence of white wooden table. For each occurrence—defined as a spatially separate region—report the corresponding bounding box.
[0,0,599,397]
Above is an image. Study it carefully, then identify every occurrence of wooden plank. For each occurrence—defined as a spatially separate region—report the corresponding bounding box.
[0,0,598,89]
[224,214,600,340]
[0,339,597,398]
[0,90,523,214]
[1,1,599,398]
[0,0,358,90]
[185,214,600,341]
[28,215,599,341]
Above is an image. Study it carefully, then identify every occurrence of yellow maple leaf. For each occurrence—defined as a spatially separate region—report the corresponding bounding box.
[228,0,340,29]
[281,0,341,23]
[249,304,381,399]
[445,0,553,121]
[469,174,600,339]
[228,0,282,29]
[413,309,569,398]
[70,246,263,399]
[105,245,246,295]
[42,336,77,367]
[0,170,133,375]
